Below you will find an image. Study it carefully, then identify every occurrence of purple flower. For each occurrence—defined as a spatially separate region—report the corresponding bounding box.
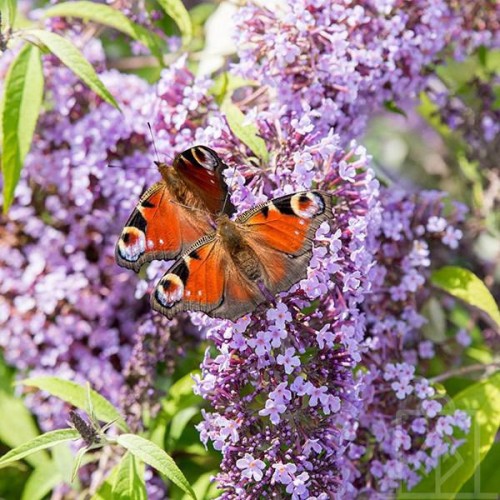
[277,348,301,375]
[236,454,266,481]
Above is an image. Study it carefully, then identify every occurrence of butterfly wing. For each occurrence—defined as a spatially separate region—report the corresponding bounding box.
[151,191,333,321]
[151,233,263,319]
[173,146,235,216]
[116,182,213,272]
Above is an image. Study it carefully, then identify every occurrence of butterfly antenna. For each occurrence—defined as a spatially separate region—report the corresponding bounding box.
[147,122,161,164]
[221,160,238,215]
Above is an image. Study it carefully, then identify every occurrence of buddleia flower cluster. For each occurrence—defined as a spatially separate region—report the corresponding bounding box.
[233,0,499,142]
[348,189,471,494]
[193,125,380,497]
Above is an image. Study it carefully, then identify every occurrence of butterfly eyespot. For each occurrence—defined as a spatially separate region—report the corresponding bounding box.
[118,227,146,262]
[156,274,184,307]
[291,192,325,218]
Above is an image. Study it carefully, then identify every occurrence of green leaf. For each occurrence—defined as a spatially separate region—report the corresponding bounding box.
[459,441,500,496]
[117,434,196,499]
[0,0,17,27]
[407,372,500,497]
[210,72,256,105]
[167,406,199,451]
[1,43,44,213]
[162,372,202,419]
[112,452,147,500]
[22,29,119,110]
[0,429,79,469]
[20,376,129,432]
[221,101,269,162]
[156,0,192,45]
[71,446,88,483]
[43,2,164,63]
[21,461,62,500]
[431,266,500,328]
[384,100,407,118]
[0,391,49,468]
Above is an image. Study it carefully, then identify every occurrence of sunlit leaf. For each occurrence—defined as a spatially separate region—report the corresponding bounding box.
[112,452,147,500]
[1,43,44,213]
[406,372,500,497]
[117,434,196,499]
[222,101,269,162]
[43,2,164,63]
[0,429,79,469]
[21,461,62,500]
[20,376,129,432]
[431,266,500,328]
[22,29,119,110]
[156,0,192,45]
[0,392,49,468]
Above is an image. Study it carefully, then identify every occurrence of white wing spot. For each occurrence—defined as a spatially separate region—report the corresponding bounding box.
[159,239,164,245]
[147,239,154,249]
[198,290,203,296]
[299,219,305,225]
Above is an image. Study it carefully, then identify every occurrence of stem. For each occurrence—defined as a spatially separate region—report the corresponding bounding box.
[430,362,500,383]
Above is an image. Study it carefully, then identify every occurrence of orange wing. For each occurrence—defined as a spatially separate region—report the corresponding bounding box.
[173,146,235,216]
[115,182,213,272]
[236,190,334,294]
[151,191,334,321]
[151,233,264,320]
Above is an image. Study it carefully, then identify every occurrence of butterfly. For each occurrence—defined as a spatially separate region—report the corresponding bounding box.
[151,190,333,321]
[116,146,234,272]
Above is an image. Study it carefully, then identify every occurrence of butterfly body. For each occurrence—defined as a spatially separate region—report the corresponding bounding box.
[116,146,233,272]
[152,191,334,321]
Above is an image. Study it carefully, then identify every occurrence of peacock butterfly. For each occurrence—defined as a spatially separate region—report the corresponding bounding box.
[151,190,334,321]
[116,146,234,272]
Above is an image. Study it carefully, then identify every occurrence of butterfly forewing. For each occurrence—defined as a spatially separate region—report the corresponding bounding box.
[116,146,234,272]
[174,146,235,216]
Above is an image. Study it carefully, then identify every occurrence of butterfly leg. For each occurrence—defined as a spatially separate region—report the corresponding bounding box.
[256,279,277,305]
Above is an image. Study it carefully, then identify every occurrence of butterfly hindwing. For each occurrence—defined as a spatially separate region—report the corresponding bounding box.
[151,190,333,320]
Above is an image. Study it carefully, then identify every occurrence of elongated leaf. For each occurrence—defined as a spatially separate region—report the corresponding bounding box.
[1,43,44,213]
[21,461,62,500]
[407,372,500,497]
[43,2,164,63]
[222,101,269,162]
[431,266,500,328]
[0,0,17,27]
[162,371,202,419]
[167,406,199,451]
[22,29,119,110]
[0,429,79,468]
[156,0,192,45]
[117,434,196,499]
[0,392,49,468]
[20,376,129,432]
[112,452,147,500]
